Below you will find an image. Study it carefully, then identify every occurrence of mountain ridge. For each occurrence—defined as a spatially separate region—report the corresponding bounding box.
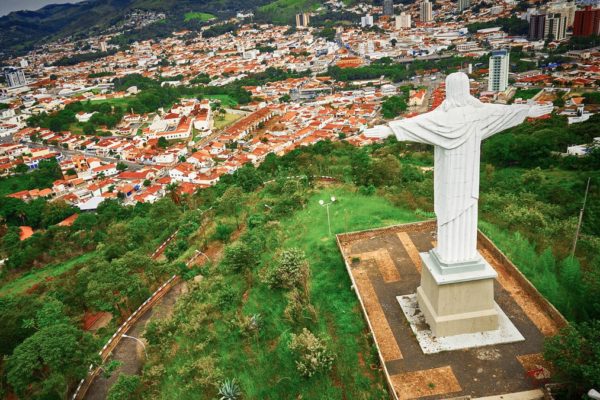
[0,0,269,60]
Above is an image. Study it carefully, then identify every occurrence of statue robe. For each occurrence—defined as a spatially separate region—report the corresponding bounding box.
[388,103,530,263]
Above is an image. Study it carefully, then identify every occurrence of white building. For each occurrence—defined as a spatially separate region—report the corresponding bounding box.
[395,12,411,29]
[488,49,510,92]
[545,13,567,40]
[458,0,471,12]
[420,0,433,22]
[381,84,397,96]
[4,68,27,88]
[546,0,576,26]
[296,12,310,28]
[75,111,97,123]
[361,14,374,27]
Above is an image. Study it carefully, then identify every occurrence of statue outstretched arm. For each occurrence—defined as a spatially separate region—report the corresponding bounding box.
[480,102,553,140]
[362,113,435,144]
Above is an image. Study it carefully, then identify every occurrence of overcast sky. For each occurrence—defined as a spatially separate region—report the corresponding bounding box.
[0,0,84,17]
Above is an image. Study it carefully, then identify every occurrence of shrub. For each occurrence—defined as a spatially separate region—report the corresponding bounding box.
[288,328,335,377]
[544,321,600,395]
[263,248,309,289]
[221,242,256,272]
[239,313,263,336]
[284,288,316,324]
[218,378,242,400]
[213,224,234,242]
[107,374,141,400]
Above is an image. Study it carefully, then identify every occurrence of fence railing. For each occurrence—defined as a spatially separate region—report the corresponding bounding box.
[71,274,180,400]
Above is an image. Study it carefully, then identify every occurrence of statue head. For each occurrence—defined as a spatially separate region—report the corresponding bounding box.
[441,72,483,112]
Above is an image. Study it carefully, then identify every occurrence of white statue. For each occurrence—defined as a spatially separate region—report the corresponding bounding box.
[365,72,552,265]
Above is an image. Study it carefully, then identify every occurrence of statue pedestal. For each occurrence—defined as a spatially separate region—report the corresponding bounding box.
[416,249,499,337]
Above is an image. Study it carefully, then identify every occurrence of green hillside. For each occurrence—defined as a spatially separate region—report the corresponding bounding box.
[0,0,267,59]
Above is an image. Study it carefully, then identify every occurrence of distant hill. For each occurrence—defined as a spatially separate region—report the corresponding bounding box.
[0,0,270,60]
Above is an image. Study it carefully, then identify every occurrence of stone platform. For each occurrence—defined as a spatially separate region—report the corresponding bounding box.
[336,220,567,400]
[398,294,524,354]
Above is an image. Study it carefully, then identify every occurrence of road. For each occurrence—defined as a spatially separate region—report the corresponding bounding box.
[84,282,186,400]
[21,140,145,170]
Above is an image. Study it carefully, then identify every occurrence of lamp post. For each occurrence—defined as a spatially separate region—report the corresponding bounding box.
[319,196,336,236]
[122,334,147,359]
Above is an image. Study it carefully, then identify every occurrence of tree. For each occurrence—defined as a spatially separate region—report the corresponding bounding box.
[13,163,28,174]
[81,257,146,316]
[157,137,169,149]
[232,164,263,192]
[381,96,408,119]
[544,321,600,395]
[107,374,141,400]
[166,182,181,205]
[116,162,128,172]
[221,242,257,272]
[6,300,98,399]
[218,186,244,226]
[350,149,372,186]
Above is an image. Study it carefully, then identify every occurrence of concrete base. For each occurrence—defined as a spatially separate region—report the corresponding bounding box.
[417,250,499,337]
[398,294,525,354]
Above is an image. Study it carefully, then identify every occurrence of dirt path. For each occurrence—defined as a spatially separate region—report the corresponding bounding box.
[84,282,186,400]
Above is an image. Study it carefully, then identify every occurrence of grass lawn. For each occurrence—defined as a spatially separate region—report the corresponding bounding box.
[204,94,238,107]
[184,12,216,21]
[214,112,242,129]
[153,185,419,399]
[89,97,133,107]
[68,122,84,135]
[0,252,96,297]
[514,88,540,100]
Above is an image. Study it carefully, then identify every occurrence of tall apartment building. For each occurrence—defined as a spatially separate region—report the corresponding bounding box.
[3,67,27,88]
[573,6,600,36]
[395,12,412,29]
[545,13,567,40]
[361,14,374,27]
[546,1,576,26]
[528,13,547,40]
[383,0,394,16]
[458,0,471,12]
[420,0,433,22]
[295,12,310,28]
[488,49,509,92]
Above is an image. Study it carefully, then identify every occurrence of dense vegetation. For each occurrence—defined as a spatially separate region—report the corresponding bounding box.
[0,0,278,59]
[466,16,529,36]
[52,49,118,67]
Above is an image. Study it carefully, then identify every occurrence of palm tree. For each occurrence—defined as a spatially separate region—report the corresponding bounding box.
[166,182,181,205]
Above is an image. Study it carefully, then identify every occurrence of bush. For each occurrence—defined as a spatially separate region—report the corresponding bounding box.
[218,378,242,400]
[263,248,309,289]
[544,321,600,396]
[288,328,335,377]
[221,242,257,272]
[107,374,141,400]
[213,224,234,242]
